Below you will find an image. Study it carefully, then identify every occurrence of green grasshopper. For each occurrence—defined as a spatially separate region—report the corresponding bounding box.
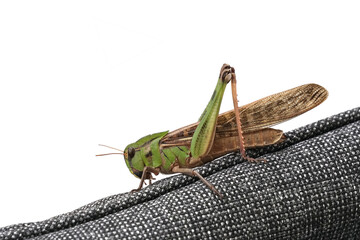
[98,64,328,198]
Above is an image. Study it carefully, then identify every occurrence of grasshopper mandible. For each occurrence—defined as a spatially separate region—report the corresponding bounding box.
[98,64,328,198]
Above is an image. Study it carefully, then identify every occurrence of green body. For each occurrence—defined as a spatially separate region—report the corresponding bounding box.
[124,74,229,178]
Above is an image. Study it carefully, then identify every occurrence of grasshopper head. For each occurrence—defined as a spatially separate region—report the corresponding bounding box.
[96,143,143,179]
[123,131,169,179]
[124,145,144,179]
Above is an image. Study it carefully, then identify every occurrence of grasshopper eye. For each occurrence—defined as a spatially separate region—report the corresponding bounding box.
[128,147,135,158]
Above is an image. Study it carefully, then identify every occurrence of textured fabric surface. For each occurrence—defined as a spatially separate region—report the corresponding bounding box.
[1,107,359,240]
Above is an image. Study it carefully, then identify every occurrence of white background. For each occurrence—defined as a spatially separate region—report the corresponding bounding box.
[0,1,359,227]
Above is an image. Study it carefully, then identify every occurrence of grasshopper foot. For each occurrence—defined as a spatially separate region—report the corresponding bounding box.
[130,187,141,194]
[129,167,159,194]
[172,166,223,199]
[244,156,267,163]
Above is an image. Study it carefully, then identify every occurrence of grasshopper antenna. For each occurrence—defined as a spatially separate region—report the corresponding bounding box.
[96,153,123,156]
[96,144,124,157]
[98,144,124,152]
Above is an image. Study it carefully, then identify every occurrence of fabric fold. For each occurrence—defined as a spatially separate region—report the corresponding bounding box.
[1,107,359,240]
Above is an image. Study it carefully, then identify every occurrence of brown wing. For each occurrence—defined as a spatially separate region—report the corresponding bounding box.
[216,83,328,133]
[161,83,328,146]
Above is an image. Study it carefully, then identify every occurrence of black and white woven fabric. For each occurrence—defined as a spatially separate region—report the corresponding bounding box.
[1,107,359,240]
